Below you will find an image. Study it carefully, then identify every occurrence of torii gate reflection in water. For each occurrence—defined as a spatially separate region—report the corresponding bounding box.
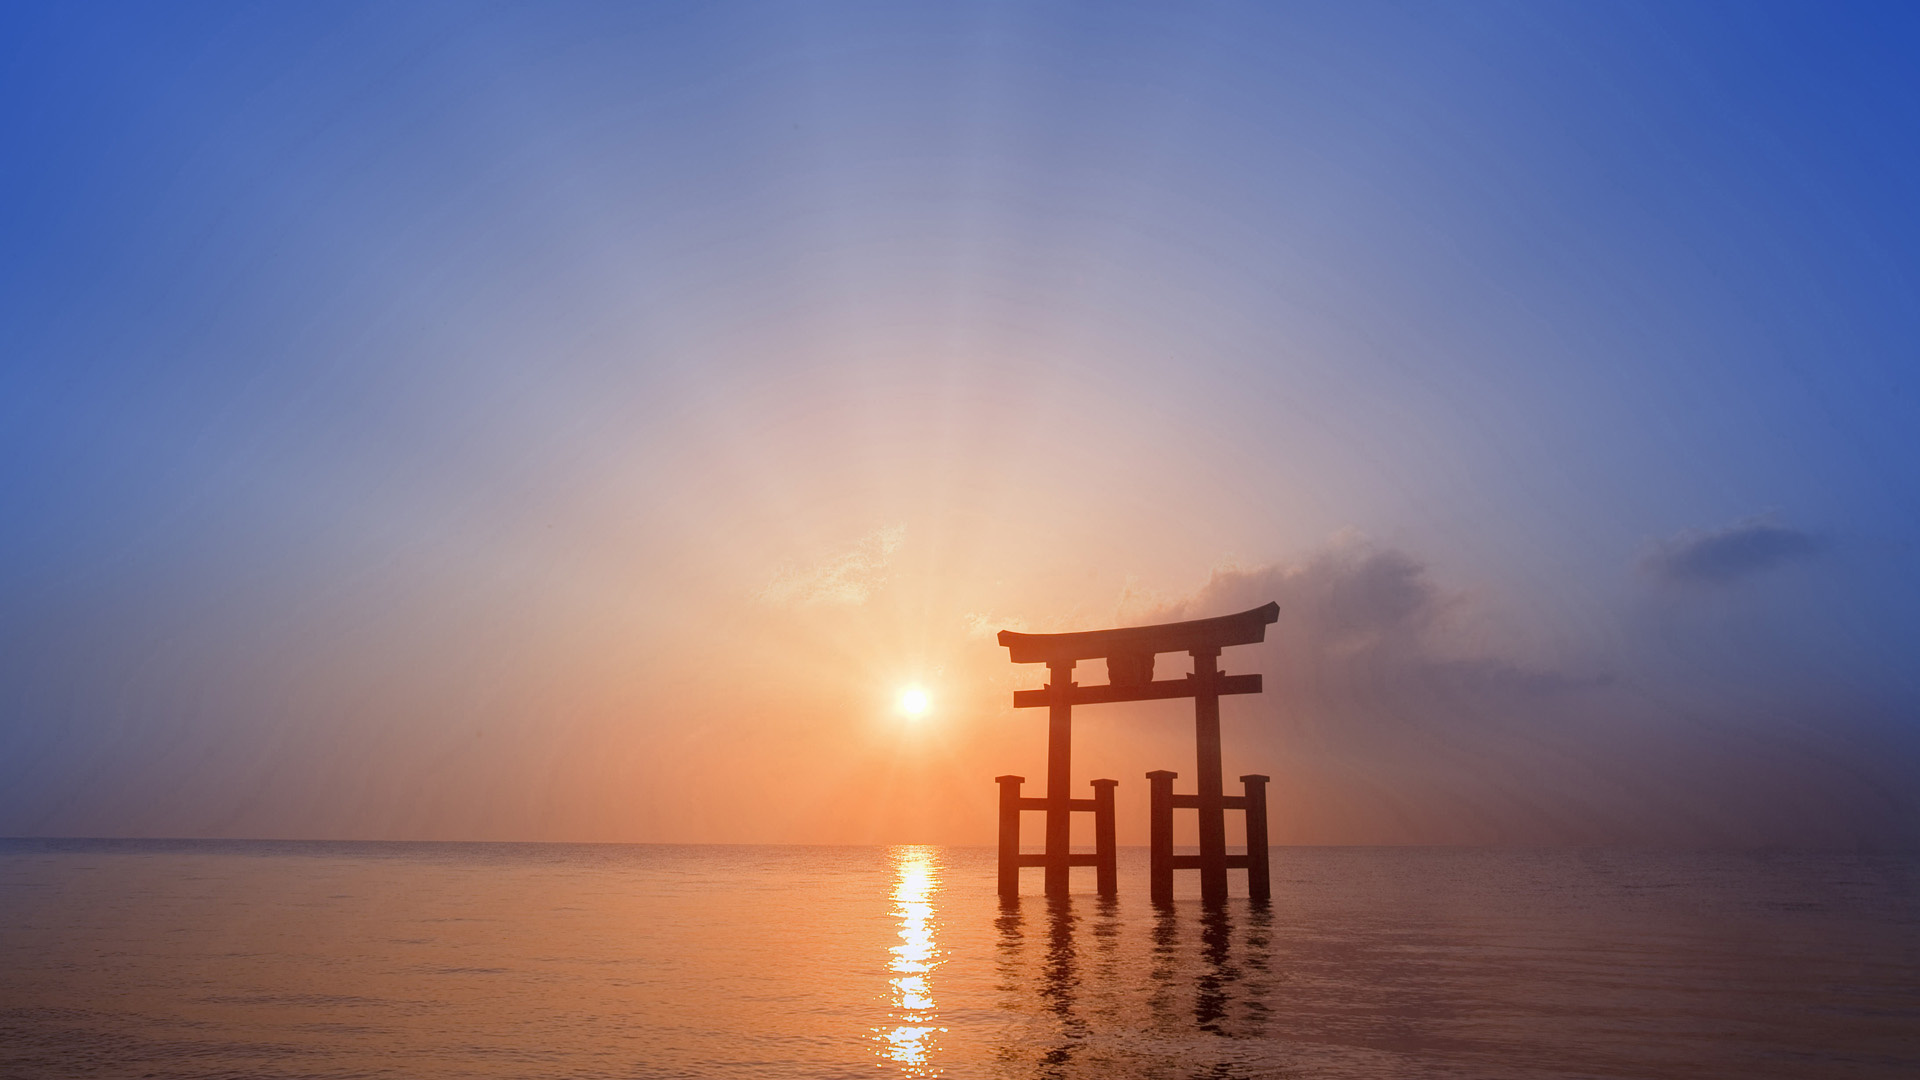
[995,602,1280,905]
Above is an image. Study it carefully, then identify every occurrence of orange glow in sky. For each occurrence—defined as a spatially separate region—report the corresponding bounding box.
[6,4,1918,854]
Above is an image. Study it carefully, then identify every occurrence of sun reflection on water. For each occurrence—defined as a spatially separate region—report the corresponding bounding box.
[877,846,945,1075]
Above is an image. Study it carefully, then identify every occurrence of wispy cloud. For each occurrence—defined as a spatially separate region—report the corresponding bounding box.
[1642,514,1821,584]
[963,611,1025,639]
[758,525,906,606]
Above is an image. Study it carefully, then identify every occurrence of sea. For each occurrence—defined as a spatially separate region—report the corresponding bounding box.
[0,841,1914,1079]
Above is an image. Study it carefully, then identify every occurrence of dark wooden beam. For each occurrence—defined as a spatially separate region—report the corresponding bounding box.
[1168,854,1254,870]
[1011,672,1261,709]
[1014,853,1105,867]
[997,602,1279,665]
[1014,796,1101,811]
[1168,793,1249,810]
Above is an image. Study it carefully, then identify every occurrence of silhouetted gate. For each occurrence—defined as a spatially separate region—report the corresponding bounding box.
[995,602,1279,903]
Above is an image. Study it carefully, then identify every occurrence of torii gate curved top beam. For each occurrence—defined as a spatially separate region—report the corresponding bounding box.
[996,602,1279,665]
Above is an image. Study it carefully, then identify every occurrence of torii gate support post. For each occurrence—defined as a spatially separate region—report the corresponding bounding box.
[1191,647,1228,903]
[1242,773,1271,902]
[996,774,1024,899]
[1045,660,1074,897]
[1147,770,1176,904]
[1092,778,1118,896]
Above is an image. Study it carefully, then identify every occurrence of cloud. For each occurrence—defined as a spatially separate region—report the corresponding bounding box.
[1106,534,1917,847]
[1136,537,1455,657]
[758,525,905,606]
[1642,514,1821,584]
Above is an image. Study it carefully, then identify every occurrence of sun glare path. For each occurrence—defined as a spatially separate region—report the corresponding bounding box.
[877,846,945,1075]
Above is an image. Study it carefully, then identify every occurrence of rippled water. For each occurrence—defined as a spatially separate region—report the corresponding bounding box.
[1,841,1915,1078]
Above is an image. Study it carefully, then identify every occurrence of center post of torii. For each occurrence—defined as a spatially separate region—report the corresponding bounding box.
[994,602,1280,905]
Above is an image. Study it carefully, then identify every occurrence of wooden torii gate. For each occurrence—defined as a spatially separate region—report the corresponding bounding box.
[995,602,1280,904]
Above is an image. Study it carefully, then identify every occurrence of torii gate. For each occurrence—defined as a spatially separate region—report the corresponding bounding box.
[995,602,1279,904]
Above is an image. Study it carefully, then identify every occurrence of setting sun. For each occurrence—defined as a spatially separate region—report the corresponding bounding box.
[898,687,931,718]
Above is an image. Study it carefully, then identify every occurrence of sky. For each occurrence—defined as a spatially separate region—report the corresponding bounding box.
[3,1,1918,847]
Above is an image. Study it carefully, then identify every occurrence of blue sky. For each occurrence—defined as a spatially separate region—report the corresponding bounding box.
[3,2,1917,844]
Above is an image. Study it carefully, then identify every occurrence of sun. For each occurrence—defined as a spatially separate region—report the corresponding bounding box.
[897,686,931,718]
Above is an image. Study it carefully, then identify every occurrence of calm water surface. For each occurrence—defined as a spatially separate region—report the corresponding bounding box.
[0,841,1914,1078]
